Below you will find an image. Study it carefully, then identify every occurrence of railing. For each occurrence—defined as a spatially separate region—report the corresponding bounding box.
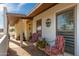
[0,35,9,56]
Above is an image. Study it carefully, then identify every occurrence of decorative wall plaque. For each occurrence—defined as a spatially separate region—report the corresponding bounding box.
[46,18,51,27]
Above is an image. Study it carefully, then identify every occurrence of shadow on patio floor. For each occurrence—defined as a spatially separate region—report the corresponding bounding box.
[8,39,48,56]
[7,47,18,56]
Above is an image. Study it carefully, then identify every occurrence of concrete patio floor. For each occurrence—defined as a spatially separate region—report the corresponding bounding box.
[7,36,73,56]
[7,38,47,56]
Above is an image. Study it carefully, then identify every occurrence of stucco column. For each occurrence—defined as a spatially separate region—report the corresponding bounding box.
[20,20,23,47]
[4,7,8,35]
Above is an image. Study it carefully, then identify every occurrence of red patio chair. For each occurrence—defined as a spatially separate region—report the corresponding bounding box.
[28,33,38,49]
[44,35,64,56]
[29,33,38,43]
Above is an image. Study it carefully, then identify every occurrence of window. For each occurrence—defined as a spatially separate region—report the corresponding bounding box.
[36,19,42,38]
[56,8,75,55]
[56,9,75,32]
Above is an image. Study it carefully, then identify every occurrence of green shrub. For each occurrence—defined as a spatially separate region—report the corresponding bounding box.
[36,39,48,48]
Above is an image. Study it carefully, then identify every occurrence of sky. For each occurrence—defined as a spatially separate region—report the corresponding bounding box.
[0,6,4,28]
[0,3,37,28]
[5,3,37,15]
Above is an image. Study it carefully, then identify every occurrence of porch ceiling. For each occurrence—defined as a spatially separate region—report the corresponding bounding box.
[7,13,21,26]
[7,3,58,26]
[7,13,32,26]
[27,3,57,18]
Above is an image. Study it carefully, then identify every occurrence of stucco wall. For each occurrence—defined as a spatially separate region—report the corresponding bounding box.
[15,19,28,40]
[15,20,21,38]
[22,20,28,40]
[32,3,76,46]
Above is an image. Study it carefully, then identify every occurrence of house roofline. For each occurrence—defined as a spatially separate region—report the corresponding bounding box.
[26,3,57,18]
[7,13,26,17]
[26,3,43,17]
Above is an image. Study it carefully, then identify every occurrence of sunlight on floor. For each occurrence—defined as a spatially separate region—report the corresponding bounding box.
[8,37,47,56]
[8,36,73,56]
[9,39,32,56]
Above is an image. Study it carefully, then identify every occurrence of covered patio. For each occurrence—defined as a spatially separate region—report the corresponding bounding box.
[6,3,75,56]
[0,3,79,56]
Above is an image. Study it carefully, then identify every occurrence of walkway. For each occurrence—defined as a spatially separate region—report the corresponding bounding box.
[7,38,47,56]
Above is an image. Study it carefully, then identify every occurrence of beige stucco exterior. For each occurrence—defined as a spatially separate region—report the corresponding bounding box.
[15,19,32,40]
[15,20,21,38]
[11,3,79,55]
[32,3,76,46]
[15,19,27,39]
[10,4,76,45]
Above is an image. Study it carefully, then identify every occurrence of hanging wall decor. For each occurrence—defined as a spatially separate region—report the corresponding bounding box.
[46,18,51,27]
